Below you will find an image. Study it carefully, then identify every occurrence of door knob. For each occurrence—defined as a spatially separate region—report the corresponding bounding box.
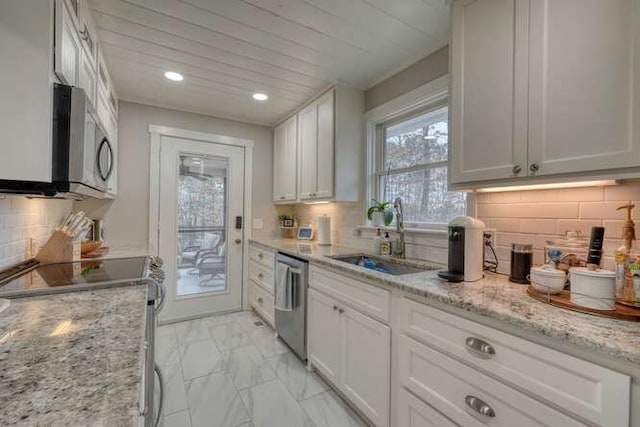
[529,163,539,173]
[512,164,522,174]
[235,238,242,244]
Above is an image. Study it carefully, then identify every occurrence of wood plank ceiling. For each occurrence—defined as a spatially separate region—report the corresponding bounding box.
[88,0,449,126]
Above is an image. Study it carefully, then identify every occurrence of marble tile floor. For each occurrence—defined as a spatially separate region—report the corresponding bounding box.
[157,311,369,427]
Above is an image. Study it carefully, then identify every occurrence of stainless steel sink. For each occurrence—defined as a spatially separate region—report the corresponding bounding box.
[329,254,437,276]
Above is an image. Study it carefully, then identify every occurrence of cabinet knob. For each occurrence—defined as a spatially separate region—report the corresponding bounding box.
[512,164,522,174]
[258,253,264,259]
[338,308,344,314]
[280,196,285,200]
[258,273,264,279]
[465,337,496,358]
[529,163,539,173]
[258,297,263,304]
[465,395,495,418]
[333,305,338,311]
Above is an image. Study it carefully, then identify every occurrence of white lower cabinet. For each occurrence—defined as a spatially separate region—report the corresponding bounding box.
[398,334,585,427]
[249,281,274,327]
[248,244,275,327]
[308,288,390,427]
[397,387,457,427]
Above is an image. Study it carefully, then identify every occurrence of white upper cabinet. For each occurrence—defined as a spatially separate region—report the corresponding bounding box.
[298,90,334,200]
[54,0,81,86]
[273,85,363,203]
[450,0,640,188]
[0,1,53,183]
[273,115,298,202]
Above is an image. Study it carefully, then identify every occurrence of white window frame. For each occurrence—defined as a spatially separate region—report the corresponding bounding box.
[365,75,463,231]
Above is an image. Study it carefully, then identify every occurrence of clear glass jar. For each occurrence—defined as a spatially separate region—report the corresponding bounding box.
[544,230,589,269]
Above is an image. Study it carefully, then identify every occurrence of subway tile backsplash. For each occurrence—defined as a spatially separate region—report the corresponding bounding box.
[0,196,72,269]
[476,181,640,274]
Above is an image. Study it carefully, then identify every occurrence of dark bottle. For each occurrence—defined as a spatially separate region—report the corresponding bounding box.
[586,226,605,268]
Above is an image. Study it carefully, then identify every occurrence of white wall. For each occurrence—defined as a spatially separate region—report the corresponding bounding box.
[76,101,277,252]
[0,196,72,268]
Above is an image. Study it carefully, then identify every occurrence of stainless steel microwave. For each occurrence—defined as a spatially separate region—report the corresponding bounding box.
[52,83,114,198]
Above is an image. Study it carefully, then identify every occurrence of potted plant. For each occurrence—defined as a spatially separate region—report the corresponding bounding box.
[277,214,294,227]
[367,199,394,227]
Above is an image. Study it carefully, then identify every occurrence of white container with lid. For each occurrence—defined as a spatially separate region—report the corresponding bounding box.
[569,267,616,310]
[529,266,567,294]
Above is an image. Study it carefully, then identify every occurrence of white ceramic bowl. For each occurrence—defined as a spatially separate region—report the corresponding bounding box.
[529,266,567,294]
[569,267,616,311]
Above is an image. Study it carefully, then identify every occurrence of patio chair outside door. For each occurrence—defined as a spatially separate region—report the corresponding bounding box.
[155,134,246,323]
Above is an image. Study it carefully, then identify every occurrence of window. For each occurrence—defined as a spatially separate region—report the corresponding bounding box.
[374,105,466,228]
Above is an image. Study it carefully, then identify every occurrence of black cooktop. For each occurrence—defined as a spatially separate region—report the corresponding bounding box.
[0,257,148,298]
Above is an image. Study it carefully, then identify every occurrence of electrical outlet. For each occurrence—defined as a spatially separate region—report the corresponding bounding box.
[484,228,497,248]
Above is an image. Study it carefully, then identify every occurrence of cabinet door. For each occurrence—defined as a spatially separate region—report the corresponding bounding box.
[315,90,334,198]
[298,103,318,200]
[449,0,528,184]
[396,387,458,427]
[78,48,96,107]
[54,0,81,86]
[527,0,640,176]
[273,116,297,202]
[307,289,340,385]
[341,304,390,427]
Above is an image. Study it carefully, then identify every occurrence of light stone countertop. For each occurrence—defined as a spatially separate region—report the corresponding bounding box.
[0,285,148,426]
[251,238,640,366]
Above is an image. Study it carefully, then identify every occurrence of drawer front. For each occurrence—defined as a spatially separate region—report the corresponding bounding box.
[309,265,390,323]
[249,260,274,294]
[398,335,585,427]
[249,281,274,327]
[249,244,275,268]
[396,387,458,427]
[398,297,630,426]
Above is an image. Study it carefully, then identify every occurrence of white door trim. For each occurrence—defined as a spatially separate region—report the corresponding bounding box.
[148,125,254,312]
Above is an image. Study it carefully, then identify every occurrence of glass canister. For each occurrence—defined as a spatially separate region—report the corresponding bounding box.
[545,231,589,271]
[509,243,533,284]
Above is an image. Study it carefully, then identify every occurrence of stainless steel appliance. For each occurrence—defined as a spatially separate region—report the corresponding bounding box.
[438,216,486,283]
[274,252,308,360]
[52,84,114,198]
[0,256,166,427]
[0,84,115,198]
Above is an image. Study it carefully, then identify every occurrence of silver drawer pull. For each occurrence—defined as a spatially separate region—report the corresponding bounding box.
[258,272,264,279]
[465,395,495,418]
[465,337,495,358]
[258,253,264,259]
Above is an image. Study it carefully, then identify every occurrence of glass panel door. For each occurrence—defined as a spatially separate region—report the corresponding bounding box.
[157,136,245,323]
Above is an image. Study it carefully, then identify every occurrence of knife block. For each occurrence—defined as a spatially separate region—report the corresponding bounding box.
[35,230,81,264]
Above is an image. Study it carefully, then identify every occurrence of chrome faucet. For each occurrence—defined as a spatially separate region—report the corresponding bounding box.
[393,197,405,259]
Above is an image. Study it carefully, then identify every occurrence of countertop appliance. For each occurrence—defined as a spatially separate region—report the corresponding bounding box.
[438,216,485,283]
[0,256,166,427]
[0,84,114,198]
[274,252,308,360]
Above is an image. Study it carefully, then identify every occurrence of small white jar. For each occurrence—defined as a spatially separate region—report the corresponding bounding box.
[569,267,616,310]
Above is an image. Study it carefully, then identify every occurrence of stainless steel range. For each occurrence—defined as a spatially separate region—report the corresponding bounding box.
[0,256,166,427]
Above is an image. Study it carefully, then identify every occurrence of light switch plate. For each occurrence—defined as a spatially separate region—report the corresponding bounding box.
[252,219,263,229]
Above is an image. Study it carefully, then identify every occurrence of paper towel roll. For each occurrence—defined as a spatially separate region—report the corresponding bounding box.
[317,215,331,246]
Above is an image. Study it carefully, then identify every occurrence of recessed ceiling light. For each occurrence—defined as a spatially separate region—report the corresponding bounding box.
[252,93,268,101]
[164,71,184,81]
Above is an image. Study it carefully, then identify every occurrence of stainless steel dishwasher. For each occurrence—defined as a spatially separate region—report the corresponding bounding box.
[274,252,308,360]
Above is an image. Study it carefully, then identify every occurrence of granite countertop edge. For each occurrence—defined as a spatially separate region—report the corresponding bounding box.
[0,284,148,426]
[250,238,640,366]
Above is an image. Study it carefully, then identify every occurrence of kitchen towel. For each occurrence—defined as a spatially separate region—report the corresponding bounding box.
[275,262,293,311]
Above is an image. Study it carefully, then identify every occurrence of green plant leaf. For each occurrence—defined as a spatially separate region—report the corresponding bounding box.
[367,206,376,220]
[383,209,394,226]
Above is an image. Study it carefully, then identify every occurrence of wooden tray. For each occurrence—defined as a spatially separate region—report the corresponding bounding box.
[526,286,640,321]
